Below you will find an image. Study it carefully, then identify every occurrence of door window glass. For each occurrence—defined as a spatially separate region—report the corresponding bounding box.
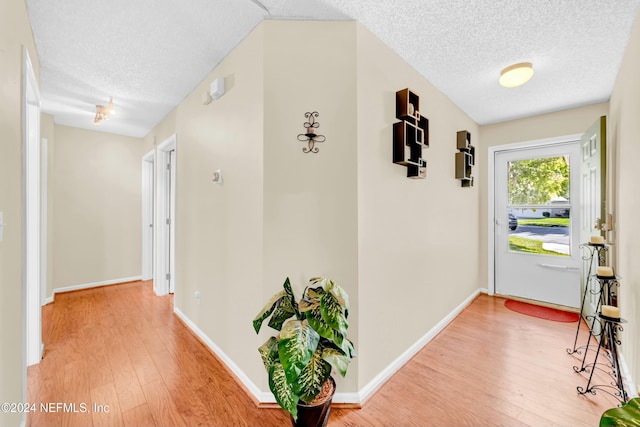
[507,156,571,257]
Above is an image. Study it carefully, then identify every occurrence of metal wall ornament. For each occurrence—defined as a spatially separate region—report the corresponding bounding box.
[297,111,326,153]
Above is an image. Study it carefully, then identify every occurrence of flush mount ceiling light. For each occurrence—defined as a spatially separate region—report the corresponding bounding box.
[499,62,534,88]
[94,97,116,125]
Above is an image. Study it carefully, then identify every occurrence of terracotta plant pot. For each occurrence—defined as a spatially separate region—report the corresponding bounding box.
[290,377,336,427]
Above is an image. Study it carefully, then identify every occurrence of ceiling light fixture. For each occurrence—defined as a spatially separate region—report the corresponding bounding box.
[499,62,534,88]
[94,97,116,125]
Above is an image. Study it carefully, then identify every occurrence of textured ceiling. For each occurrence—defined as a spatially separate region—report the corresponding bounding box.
[26,0,640,138]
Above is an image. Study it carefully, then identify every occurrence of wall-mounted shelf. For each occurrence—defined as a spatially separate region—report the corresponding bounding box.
[455,130,474,187]
[393,88,429,179]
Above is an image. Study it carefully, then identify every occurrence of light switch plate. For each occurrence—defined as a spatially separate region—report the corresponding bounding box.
[0,211,4,241]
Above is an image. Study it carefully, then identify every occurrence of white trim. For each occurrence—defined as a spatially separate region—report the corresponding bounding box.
[487,134,581,296]
[173,307,267,401]
[51,276,142,297]
[155,135,176,296]
[141,149,155,281]
[23,47,42,366]
[174,288,486,406]
[357,287,487,403]
[22,46,42,427]
[620,353,639,399]
[40,138,48,306]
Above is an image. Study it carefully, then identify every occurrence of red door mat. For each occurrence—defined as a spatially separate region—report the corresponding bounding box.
[504,299,579,322]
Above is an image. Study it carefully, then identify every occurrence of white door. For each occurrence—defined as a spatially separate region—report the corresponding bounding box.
[168,149,176,294]
[580,117,606,322]
[141,151,155,281]
[495,142,582,307]
[155,135,176,296]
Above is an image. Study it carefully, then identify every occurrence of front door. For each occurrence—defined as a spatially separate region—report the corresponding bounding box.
[495,141,582,307]
[580,117,607,322]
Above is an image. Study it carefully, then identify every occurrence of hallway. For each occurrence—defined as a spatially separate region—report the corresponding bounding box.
[28,281,618,426]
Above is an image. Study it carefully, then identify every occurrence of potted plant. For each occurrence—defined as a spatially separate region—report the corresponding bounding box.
[253,277,355,427]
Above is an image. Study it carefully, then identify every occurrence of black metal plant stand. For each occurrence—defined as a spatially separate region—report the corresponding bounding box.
[576,314,628,404]
[572,274,620,372]
[567,243,608,355]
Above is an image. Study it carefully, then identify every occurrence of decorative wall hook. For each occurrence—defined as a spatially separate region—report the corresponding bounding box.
[297,111,326,153]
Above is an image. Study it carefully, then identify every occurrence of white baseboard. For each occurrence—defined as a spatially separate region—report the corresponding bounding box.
[173,307,267,403]
[173,288,486,406]
[357,287,486,403]
[49,276,142,302]
[620,352,639,399]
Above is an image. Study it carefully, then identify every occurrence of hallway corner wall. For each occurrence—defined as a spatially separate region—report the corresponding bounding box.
[354,23,481,390]
[609,8,640,395]
[0,0,41,424]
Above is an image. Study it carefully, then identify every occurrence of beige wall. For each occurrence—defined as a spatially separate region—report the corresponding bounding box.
[262,20,359,392]
[609,9,640,393]
[51,125,145,290]
[0,0,40,424]
[152,20,484,398]
[168,23,267,388]
[143,108,177,152]
[355,25,481,387]
[478,102,609,290]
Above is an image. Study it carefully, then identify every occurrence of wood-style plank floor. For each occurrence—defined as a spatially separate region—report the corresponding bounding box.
[27,281,619,426]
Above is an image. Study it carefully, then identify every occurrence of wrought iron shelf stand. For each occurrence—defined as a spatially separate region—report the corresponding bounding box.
[575,314,628,404]
[567,243,609,355]
[572,274,620,369]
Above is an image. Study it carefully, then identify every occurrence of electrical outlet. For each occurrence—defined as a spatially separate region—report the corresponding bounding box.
[195,291,201,304]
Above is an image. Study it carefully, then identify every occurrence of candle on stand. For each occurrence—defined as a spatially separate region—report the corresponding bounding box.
[590,235,605,245]
[306,127,315,135]
[601,304,620,319]
[597,266,614,277]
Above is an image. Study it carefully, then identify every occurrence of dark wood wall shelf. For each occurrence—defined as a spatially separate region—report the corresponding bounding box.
[393,88,429,179]
[455,130,474,187]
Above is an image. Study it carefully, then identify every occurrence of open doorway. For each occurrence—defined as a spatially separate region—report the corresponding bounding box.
[155,135,176,296]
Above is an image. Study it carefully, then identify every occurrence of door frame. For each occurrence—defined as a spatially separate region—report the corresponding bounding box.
[22,47,43,375]
[142,149,155,281]
[488,133,581,296]
[155,135,176,296]
[40,137,48,307]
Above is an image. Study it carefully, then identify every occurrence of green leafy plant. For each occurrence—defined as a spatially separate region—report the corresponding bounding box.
[253,277,355,420]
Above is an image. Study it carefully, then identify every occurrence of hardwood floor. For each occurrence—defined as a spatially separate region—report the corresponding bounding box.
[28,281,618,426]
